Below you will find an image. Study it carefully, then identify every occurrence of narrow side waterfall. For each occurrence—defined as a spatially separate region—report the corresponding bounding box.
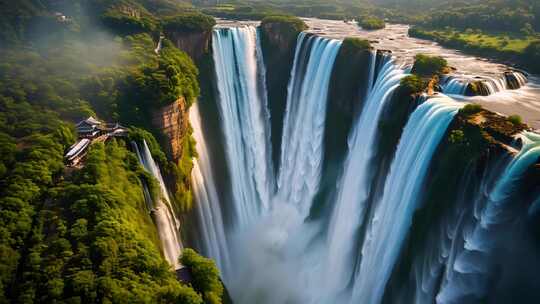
[132,140,183,269]
[212,26,274,228]
[436,131,540,304]
[325,55,407,293]
[277,33,341,212]
[351,96,464,304]
[190,103,230,276]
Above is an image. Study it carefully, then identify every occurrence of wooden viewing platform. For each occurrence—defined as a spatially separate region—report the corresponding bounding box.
[65,117,128,166]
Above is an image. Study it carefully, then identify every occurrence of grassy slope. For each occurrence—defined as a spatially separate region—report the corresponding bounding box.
[410,27,540,72]
[414,28,536,53]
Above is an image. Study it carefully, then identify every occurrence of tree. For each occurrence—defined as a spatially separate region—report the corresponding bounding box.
[412,54,448,76]
[399,75,426,95]
[521,23,534,36]
[181,249,224,304]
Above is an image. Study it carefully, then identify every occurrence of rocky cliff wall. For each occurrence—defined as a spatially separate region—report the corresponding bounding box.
[167,30,212,61]
[152,97,189,163]
[309,38,376,219]
[259,16,307,170]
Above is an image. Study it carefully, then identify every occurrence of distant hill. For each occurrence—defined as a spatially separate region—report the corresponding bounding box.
[0,0,195,43]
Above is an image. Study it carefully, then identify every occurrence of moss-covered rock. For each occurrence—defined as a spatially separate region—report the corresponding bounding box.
[465,80,491,96]
[504,71,524,90]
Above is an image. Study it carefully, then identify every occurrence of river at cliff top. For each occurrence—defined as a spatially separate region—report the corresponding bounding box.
[216,18,540,129]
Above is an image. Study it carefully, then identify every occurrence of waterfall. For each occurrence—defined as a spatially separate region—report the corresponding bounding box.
[276,33,341,213]
[388,151,510,304]
[212,26,274,228]
[436,131,540,304]
[154,35,163,55]
[211,32,343,304]
[194,24,540,304]
[190,103,231,276]
[443,71,528,96]
[325,54,407,294]
[443,77,468,95]
[351,96,464,304]
[132,140,183,269]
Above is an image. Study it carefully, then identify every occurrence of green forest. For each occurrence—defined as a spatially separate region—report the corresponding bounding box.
[195,0,540,71]
[0,0,225,303]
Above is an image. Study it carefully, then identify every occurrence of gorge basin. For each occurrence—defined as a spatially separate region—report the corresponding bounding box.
[191,18,540,304]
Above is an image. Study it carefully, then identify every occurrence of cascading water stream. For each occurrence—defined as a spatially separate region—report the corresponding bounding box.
[132,140,183,269]
[351,96,464,304]
[190,103,231,277]
[443,77,468,95]
[212,26,274,228]
[436,131,540,304]
[277,33,341,212]
[325,54,408,294]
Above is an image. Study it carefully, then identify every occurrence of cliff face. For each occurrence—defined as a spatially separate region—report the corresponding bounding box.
[152,97,189,162]
[167,30,212,61]
[259,17,307,170]
[309,39,376,219]
[260,21,302,52]
[327,39,374,125]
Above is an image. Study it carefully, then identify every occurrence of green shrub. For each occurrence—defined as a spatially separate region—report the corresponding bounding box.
[508,114,523,125]
[359,16,385,30]
[181,248,224,304]
[128,127,168,165]
[399,75,426,95]
[342,37,371,52]
[460,103,483,116]
[412,54,448,76]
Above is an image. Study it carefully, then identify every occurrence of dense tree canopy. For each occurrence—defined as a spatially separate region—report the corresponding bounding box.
[0,1,225,302]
